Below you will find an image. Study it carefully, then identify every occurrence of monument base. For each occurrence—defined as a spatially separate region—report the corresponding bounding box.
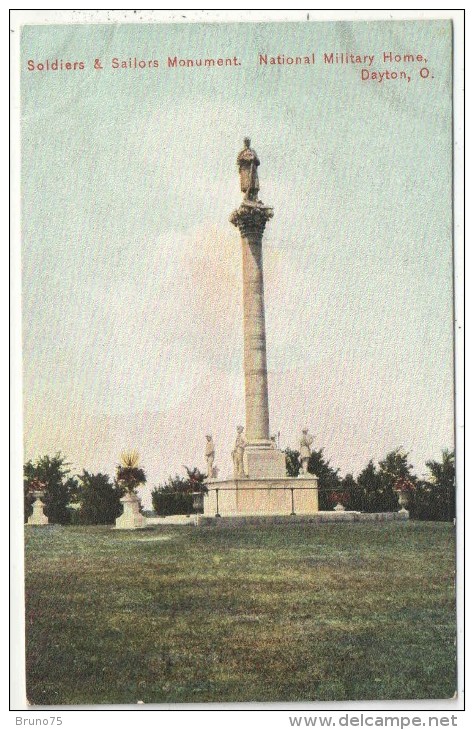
[203,475,318,517]
[244,444,287,479]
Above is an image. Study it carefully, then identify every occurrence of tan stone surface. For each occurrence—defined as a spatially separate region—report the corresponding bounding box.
[115,493,145,529]
[244,446,287,479]
[146,515,198,526]
[204,477,318,517]
[241,229,270,442]
[27,495,49,525]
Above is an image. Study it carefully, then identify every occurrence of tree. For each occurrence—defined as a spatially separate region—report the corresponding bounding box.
[425,449,455,521]
[411,450,455,522]
[340,473,362,511]
[355,450,417,513]
[357,459,383,512]
[285,448,301,478]
[378,448,415,486]
[151,467,207,516]
[24,453,77,524]
[308,449,341,510]
[76,470,124,525]
[378,448,416,512]
[24,481,35,523]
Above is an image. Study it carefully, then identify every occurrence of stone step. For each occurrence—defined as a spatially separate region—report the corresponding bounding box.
[197,511,409,527]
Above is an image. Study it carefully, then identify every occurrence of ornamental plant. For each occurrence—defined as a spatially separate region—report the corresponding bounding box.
[183,465,208,494]
[28,477,46,493]
[393,477,416,493]
[116,450,146,494]
[328,490,351,508]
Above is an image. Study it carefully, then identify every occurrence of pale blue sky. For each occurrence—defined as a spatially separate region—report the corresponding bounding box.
[21,20,453,495]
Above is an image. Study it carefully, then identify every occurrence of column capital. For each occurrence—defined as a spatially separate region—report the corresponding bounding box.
[230,202,273,238]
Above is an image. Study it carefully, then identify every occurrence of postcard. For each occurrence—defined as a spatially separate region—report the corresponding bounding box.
[14,11,461,708]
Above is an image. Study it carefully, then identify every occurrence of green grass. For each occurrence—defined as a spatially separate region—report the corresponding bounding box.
[24,521,456,704]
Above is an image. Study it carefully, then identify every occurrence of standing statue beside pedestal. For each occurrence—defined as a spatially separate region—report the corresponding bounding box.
[232,426,247,478]
[205,434,215,479]
[299,429,314,475]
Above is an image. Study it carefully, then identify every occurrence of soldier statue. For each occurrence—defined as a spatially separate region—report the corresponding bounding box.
[232,425,247,478]
[204,434,215,479]
[237,137,260,203]
[299,429,314,475]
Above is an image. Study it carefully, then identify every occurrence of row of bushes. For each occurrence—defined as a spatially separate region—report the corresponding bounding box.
[151,468,207,516]
[24,447,455,524]
[24,455,125,525]
[283,447,455,521]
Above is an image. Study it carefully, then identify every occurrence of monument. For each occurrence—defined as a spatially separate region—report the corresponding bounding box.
[203,139,319,517]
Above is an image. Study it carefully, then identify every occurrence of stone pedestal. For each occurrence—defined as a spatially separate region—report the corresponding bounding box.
[244,443,287,479]
[115,493,145,530]
[204,475,318,517]
[27,492,48,526]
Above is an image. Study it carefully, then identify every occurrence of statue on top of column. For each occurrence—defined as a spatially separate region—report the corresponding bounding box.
[231,138,273,234]
[237,137,260,203]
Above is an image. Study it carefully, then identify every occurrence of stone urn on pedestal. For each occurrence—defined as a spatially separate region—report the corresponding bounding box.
[393,477,413,516]
[329,490,350,514]
[185,465,208,514]
[396,490,409,513]
[114,450,147,530]
[27,490,49,526]
[192,492,204,512]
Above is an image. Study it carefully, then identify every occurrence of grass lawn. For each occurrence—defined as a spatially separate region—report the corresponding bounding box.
[24,521,456,705]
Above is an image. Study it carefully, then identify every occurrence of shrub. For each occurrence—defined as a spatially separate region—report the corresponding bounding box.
[76,470,124,525]
[151,467,207,517]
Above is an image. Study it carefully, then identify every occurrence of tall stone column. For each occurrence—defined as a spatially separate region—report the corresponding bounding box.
[202,138,321,512]
[230,139,287,481]
[230,205,273,444]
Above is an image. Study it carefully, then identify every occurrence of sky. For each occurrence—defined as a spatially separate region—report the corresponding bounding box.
[21,20,454,504]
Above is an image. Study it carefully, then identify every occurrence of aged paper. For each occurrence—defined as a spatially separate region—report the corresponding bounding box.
[12,9,463,712]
